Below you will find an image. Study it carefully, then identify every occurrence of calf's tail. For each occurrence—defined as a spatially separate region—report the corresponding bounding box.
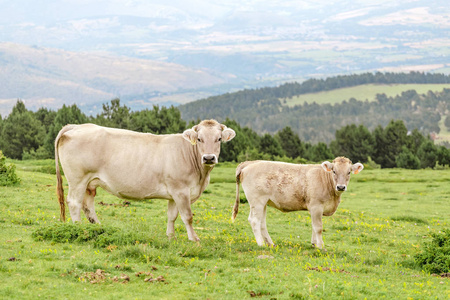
[231,164,244,221]
[55,125,75,222]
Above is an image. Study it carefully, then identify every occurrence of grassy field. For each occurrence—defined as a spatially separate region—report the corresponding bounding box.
[282,84,450,106]
[1,160,449,299]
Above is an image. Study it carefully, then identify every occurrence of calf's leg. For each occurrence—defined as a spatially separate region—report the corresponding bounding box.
[248,203,266,246]
[260,205,274,246]
[309,205,324,249]
[166,200,178,239]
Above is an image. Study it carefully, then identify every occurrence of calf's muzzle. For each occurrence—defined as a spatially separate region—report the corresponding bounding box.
[336,185,347,192]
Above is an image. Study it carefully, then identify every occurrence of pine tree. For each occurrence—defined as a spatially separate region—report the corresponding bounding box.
[395,146,420,169]
[43,104,89,156]
[259,134,285,159]
[330,124,374,163]
[275,126,304,159]
[0,100,45,159]
[373,120,408,168]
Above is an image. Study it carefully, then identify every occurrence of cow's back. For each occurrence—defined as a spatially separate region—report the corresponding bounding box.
[57,124,195,200]
[239,161,323,212]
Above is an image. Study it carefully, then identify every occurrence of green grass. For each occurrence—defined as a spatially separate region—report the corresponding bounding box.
[1,160,449,299]
[283,83,450,106]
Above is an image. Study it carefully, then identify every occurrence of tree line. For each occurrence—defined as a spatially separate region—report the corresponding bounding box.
[0,99,449,169]
[179,72,450,144]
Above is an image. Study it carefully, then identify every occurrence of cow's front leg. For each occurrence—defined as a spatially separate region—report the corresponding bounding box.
[166,200,178,239]
[171,191,199,242]
[309,205,324,249]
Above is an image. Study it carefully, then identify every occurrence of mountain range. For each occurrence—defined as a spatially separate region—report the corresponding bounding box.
[0,0,449,116]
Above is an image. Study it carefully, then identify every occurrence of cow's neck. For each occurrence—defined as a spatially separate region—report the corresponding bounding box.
[190,144,214,183]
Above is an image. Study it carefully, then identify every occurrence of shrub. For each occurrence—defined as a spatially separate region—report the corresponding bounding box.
[0,150,20,186]
[364,156,381,170]
[415,230,450,274]
[396,146,420,169]
[22,146,52,160]
[417,140,438,169]
[32,223,152,248]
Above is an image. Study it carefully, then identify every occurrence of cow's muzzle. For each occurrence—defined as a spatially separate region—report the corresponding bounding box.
[336,185,347,192]
[202,154,218,165]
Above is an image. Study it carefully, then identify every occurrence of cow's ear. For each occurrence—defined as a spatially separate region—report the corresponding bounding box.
[321,161,333,172]
[352,163,364,174]
[182,128,198,145]
[221,127,236,142]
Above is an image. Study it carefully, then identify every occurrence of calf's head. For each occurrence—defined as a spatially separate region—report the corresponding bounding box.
[321,156,364,192]
[183,119,236,165]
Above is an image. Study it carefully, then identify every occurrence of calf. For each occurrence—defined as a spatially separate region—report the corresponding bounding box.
[232,157,363,248]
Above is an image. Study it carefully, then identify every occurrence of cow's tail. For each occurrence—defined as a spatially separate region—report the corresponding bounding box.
[55,125,75,222]
[232,163,245,222]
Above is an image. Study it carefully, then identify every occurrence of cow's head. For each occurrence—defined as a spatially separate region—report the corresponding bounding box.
[321,156,363,192]
[183,120,236,165]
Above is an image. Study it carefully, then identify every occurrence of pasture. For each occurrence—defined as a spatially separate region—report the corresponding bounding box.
[1,160,449,299]
[282,84,450,106]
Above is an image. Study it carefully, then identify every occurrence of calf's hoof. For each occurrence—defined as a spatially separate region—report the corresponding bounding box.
[311,243,326,250]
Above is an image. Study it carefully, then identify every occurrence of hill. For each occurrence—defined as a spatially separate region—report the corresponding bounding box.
[0,43,231,117]
[1,1,450,118]
[179,72,450,144]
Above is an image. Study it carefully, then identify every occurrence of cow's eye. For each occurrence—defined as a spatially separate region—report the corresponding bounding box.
[348,172,351,175]
[333,171,336,174]
[197,138,201,143]
[218,137,222,142]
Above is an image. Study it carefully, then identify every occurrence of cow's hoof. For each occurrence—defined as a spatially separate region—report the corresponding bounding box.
[189,237,200,243]
[167,234,177,240]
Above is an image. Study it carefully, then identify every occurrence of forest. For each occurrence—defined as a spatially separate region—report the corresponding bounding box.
[179,72,450,144]
[0,97,449,169]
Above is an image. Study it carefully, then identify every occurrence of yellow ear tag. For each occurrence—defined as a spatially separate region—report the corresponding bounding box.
[190,139,197,145]
[354,169,359,175]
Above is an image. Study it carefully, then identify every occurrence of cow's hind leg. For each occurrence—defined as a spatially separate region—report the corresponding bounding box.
[166,200,178,239]
[66,183,86,223]
[260,205,274,246]
[248,202,266,246]
[82,188,100,224]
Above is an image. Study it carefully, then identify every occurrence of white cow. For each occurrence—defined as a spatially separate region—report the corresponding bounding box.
[55,120,235,241]
[232,157,363,248]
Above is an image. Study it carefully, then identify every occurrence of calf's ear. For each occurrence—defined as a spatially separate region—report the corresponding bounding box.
[321,161,333,172]
[352,163,364,174]
[221,126,236,142]
[183,128,198,145]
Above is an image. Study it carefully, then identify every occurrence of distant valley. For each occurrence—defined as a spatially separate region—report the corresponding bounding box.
[0,0,449,116]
